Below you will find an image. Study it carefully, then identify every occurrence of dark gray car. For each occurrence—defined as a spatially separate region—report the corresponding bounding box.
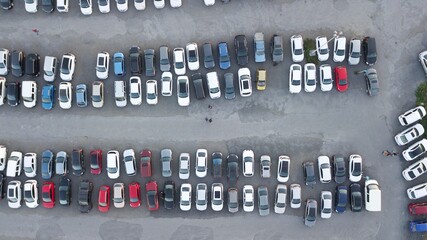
[258,186,270,216]
[144,49,156,77]
[191,73,206,100]
[161,149,172,177]
[303,161,316,187]
[159,46,170,72]
[304,199,317,227]
[364,68,379,96]
[76,84,87,108]
[271,35,284,64]
[228,188,238,213]
[334,155,346,184]
[129,46,142,75]
[224,73,235,100]
[203,43,215,69]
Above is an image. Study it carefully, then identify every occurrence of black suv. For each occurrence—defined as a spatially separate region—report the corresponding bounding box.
[59,177,71,206]
[78,180,93,213]
[234,35,248,66]
[191,73,206,100]
[11,50,24,77]
[129,46,142,75]
[363,37,377,65]
[7,82,20,106]
[25,53,40,77]
[72,149,85,176]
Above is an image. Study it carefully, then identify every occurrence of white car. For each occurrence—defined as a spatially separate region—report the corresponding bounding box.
[6,151,22,177]
[23,180,39,208]
[407,182,427,200]
[349,154,363,182]
[92,81,104,108]
[129,76,142,105]
[242,150,254,177]
[58,82,72,109]
[114,81,127,107]
[173,48,186,75]
[317,156,332,183]
[25,0,38,13]
[186,43,199,71]
[161,72,173,96]
[304,63,316,92]
[274,184,287,214]
[177,76,190,107]
[403,139,427,161]
[57,0,69,12]
[60,53,76,81]
[290,35,304,62]
[170,0,181,8]
[277,155,290,182]
[113,183,125,208]
[395,124,425,146]
[315,36,329,62]
[7,181,22,209]
[402,158,427,181]
[22,81,37,109]
[348,39,361,65]
[134,0,145,10]
[289,64,302,94]
[180,183,192,211]
[320,191,332,219]
[0,77,5,105]
[23,153,37,177]
[98,0,110,13]
[333,36,346,62]
[43,56,57,82]
[153,0,165,9]
[0,49,9,76]
[195,149,208,178]
[0,145,7,171]
[79,0,93,15]
[398,106,426,126]
[290,184,301,208]
[179,153,190,180]
[211,183,223,211]
[107,150,120,179]
[96,52,110,79]
[146,80,158,105]
[116,0,128,12]
[204,0,215,6]
[238,67,252,97]
[123,149,136,176]
[196,183,207,211]
[206,71,221,99]
[319,64,333,92]
[243,185,254,212]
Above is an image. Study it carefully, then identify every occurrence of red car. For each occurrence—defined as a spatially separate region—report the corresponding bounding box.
[140,150,152,177]
[98,185,110,212]
[146,181,159,211]
[409,202,427,215]
[90,149,102,175]
[42,182,55,208]
[129,182,141,208]
[335,66,348,92]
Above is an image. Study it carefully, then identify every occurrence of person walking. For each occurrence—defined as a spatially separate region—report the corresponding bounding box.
[382,150,391,156]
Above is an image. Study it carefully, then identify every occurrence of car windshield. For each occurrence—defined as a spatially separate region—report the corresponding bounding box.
[189,50,197,62]
[211,87,219,94]
[165,188,173,201]
[108,167,117,173]
[307,207,315,220]
[178,83,188,97]
[323,207,331,214]
[339,79,347,86]
[336,49,345,56]
[8,189,17,202]
[353,162,362,176]
[59,89,68,102]
[307,79,315,85]
[148,191,156,207]
[351,51,360,58]
[24,166,33,172]
[410,145,426,158]
[280,163,288,177]
[90,155,99,169]
[92,95,101,102]
[42,192,52,202]
[80,0,89,8]
[322,77,332,84]
[130,196,139,203]
[176,62,184,69]
[61,58,70,74]
[24,190,34,202]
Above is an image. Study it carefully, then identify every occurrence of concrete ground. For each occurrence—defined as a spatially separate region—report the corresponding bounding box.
[0,0,426,239]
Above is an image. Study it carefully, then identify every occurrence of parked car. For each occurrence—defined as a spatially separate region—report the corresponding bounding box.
[161,72,173,96]
[228,188,238,213]
[349,154,363,182]
[159,46,170,72]
[419,50,427,76]
[55,151,68,176]
[177,76,190,106]
[95,52,110,79]
[23,180,38,208]
[76,84,87,108]
[196,183,207,211]
[58,82,72,109]
[25,53,40,77]
[129,76,142,105]
[238,68,252,97]
[23,153,37,177]
[277,155,290,182]
[161,149,172,177]
[7,82,20,106]
[113,52,125,77]
[364,68,379,96]
[363,36,377,65]
[335,66,348,92]
[146,80,158,105]
[42,84,55,110]
[71,149,84,176]
[395,124,425,146]
[129,46,142,75]
[318,155,332,183]
[78,180,93,213]
[129,182,141,208]
[170,0,181,8]
[403,139,427,161]
[80,0,93,15]
[289,64,302,94]
[408,202,427,215]
[41,150,54,179]
[206,71,221,99]
[253,32,266,63]
[6,151,22,178]
[179,153,190,180]
[303,161,316,187]
[180,183,192,211]
[290,184,301,208]
[315,36,329,62]
[334,155,346,184]
[350,183,363,212]
[146,181,159,211]
[153,0,165,8]
[42,181,55,208]
[98,185,110,212]
[243,185,254,212]
[224,73,235,100]
[113,183,125,208]
[234,35,248,66]
[335,185,348,213]
[21,81,37,108]
[202,43,215,69]
[319,64,333,92]
[260,155,271,178]
[173,48,186,75]
[195,149,208,178]
[407,182,427,200]
[186,43,199,71]
[144,49,156,77]
[274,184,287,214]
[98,0,110,13]
[212,152,222,178]
[116,0,128,12]
[0,0,13,9]
[333,36,346,62]
[218,42,231,70]
[106,150,120,179]
[242,150,254,177]
[11,50,24,77]
[123,149,136,176]
[304,63,316,92]
[59,177,71,206]
[57,0,69,12]
[258,186,269,216]
[140,149,152,177]
[304,199,317,227]
[43,56,57,81]
[320,191,332,219]
[0,146,6,172]
[227,154,239,185]
[60,53,76,81]
[91,81,104,108]
[191,73,206,100]
[402,157,427,181]
[134,0,145,10]
[0,77,6,105]
[409,220,427,233]
[398,106,426,126]
[348,39,361,65]
[164,181,175,209]
[211,183,224,211]
[90,149,102,175]
[256,69,267,91]
[8,181,22,209]
[290,35,303,62]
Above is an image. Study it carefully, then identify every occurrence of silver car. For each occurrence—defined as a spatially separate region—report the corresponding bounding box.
[228,188,238,213]
[55,151,68,175]
[258,186,269,216]
[304,199,317,227]
[159,46,170,72]
[161,149,172,177]
[195,183,207,211]
[260,155,271,178]
[76,84,87,108]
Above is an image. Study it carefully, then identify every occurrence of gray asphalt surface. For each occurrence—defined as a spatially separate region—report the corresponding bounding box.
[0,0,426,239]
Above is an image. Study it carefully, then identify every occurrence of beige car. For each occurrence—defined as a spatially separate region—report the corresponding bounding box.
[92,81,104,108]
[113,183,125,208]
[256,69,267,90]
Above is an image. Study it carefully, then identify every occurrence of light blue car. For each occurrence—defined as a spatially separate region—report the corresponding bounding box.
[114,52,125,77]
[76,84,87,107]
[42,84,55,110]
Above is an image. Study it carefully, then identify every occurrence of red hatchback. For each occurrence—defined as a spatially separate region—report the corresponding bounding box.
[98,185,110,212]
[146,181,159,211]
[42,182,55,208]
[140,150,152,177]
[129,182,141,208]
[90,149,102,175]
[335,66,348,92]
[409,202,427,215]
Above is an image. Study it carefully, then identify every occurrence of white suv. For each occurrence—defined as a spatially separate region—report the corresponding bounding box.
[206,72,221,99]
[60,53,76,81]
[96,52,110,79]
[242,150,254,177]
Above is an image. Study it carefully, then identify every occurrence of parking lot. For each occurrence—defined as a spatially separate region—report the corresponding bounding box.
[0,0,427,239]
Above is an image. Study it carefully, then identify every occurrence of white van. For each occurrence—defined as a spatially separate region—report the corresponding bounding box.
[6,151,23,177]
[114,81,127,107]
[0,145,7,171]
[0,77,6,105]
[22,81,37,108]
[365,179,381,212]
[43,56,57,82]
[206,71,221,99]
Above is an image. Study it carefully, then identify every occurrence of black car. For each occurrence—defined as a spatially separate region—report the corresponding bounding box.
[0,173,5,199]
[78,180,93,213]
[163,180,175,210]
[191,73,206,100]
[203,43,215,69]
[334,155,347,184]
[212,152,222,178]
[25,53,40,77]
[144,49,156,77]
[11,50,24,77]
[335,185,348,213]
[7,82,20,107]
[227,154,239,185]
[363,36,377,66]
[72,149,85,176]
[59,177,71,206]
[303,161,316,187]
[41,0,54,13]
[234,35,248,66]
[129,46,142,75]
[0,0,13,10]
[350,183,363,212]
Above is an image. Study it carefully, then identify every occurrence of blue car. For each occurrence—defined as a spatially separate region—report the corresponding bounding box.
[218,42,231,70]
[113,52,125,77]
[409,220,427,232]
[41,150,54,180]
[335,185,348,213]
[42,84,55,110]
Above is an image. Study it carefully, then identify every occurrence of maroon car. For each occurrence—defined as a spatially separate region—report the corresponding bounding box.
[146,181,159,211]
[140,150,152,177]
[90,149,102,175]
